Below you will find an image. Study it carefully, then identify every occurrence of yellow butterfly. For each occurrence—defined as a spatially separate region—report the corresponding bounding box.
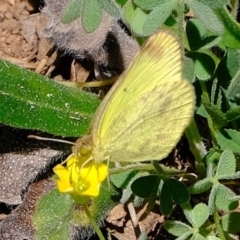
[73,30,195,163]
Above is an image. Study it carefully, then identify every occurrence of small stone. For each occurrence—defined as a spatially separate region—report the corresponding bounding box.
[0,3,10,13]
[2,19,19,31]
[4,47,12,55]
[12,27,19,34]
[0,37,5,43]
[25,1,34,12]
[0,12,4,21]
[4,11,13,19]
[21,10,29,16]
[15,2,26,16]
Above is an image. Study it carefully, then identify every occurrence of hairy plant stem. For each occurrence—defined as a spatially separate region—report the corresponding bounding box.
[213,208,226,240]
[83,204,105,240]
[109,163,185,177]
[185,118,207,177]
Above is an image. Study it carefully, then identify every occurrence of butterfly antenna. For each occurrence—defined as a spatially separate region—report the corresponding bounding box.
[28,135,75,145]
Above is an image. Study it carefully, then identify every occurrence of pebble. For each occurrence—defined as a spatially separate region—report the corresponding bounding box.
[1,19,18,31]
[21,10,29,16]
[0,12,4,21]
[5,11,13,19]
[0,3,10,13]
[0,37,6,43]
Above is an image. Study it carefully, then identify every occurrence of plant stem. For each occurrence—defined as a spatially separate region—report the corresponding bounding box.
[185,118,207,177]
[213,208,226,240]
[175,1,184,32]
[109,163,185,177]
[83,204,105,240]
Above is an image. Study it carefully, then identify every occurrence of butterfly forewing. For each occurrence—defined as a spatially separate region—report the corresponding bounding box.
[91,31,195,163]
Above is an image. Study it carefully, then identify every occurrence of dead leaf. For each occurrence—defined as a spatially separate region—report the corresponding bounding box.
[0,149,61,204]
[40,0,140,78]
[0,125,71,205]
[0,179,55,240]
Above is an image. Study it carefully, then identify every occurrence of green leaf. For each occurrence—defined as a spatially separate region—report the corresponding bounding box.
[217,48,240,92]
[216,150,236,177]
[125,0,175,36]
[33,183,118,240]
[141,1,175,36]
[200,36,222,50]
[165,14,177,27]
[62,0,104,32]
[220,171,240,180]
[204,149,221,166]
[193,53,216,81]
[99,0,122,18]
[131,175,160,198]
[227,68,240,102]
[225,106,240,122]
[147,178,161,212]
[167,178,190,204]
[215,129,240,153]
[134,0,166,10]
[194,234,208,240]
[215,7,240,48]
[208,185,218,214]
[206,237,222,240]
[123,0,136,23]
[215,184,238,211]
[0,60,100,137]
[110,170,140,188]
[190,203,209,228]
[121,186,133,203]
[117,0,128,6]
[164,220,192,237]
[186,19,221,50]
[225,49,240,78]
[183,57,195,83]
[160,181,173,215]
[202,93,228,129]
[188,0,224,34]
[33,189,75,240]
[130,7,147,36]
[189,177,212,194]
[61,0,83,24]
[186,19,206,51]
[196,0,229,9]
[82,0,102,33]
[196,102,208,118]
[110,170,143,203]
[221,212,240,234]
[210,78,222,108]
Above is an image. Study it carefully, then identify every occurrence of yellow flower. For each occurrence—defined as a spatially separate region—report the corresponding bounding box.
[53,153,108,204]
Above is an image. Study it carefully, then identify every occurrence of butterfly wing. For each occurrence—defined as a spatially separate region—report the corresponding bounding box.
[91,31,195,162]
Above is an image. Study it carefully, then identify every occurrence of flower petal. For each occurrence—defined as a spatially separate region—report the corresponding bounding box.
[81,181,100,196]
[97,163,108,182]
[53,153,108,198]
[53,164,73,193]
[78,162,108,196]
